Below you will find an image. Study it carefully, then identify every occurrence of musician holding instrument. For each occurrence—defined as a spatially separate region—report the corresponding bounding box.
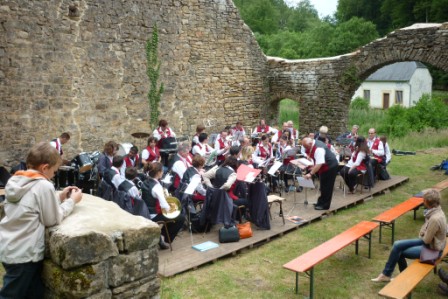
[178,155,207,201]
[231,121,246,146]
[278,135,295,192]
[124,146,140,168]
[271,122,288,145]
[141,162,185,250]
[251,119,278,136]
[214,129,231,164]
[340,136,369,194]
[192,124,206,147]
[367,128,384,172]
[192,133,213,157]
[287,120,299,141]
[141,137,161,168]
[153,119,176,166]
[50,132,71,164]
[169,143,193,192]
[302,137,339,210]
[253,135,273,165]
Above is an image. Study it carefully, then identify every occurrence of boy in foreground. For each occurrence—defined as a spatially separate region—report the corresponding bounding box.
[0,142,83,298]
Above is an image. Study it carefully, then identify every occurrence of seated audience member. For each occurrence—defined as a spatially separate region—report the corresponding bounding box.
[118,167,141,200]
[141,137,161,168]
[97,141,118,178]
[340,136,369,194]
[380,135,391,165]
[124,146,140,168]
[141,162,185,250]
[372,189,446,282]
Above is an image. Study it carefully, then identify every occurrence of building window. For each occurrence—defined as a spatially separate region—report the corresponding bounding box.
[395,90,403,105]
[363,90,370,102]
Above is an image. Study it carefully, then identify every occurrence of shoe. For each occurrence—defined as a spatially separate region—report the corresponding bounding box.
[371,273,391,282]
[296,187,303,193]
[159,240,170,250]
[314,206,327,210]
[438,283,448,296]
[439,269,448,284]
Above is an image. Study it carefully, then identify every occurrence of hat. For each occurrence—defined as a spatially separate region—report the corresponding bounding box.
[319,126,328,134]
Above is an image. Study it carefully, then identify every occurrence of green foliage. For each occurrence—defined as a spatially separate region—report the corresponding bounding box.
[146,24,164,128]
[407,94,448,131]
[278,98,299,128]
[378,104,411,137]
[350,97,370,110]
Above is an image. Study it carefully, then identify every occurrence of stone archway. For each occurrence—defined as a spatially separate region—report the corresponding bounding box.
[267,23,448,137]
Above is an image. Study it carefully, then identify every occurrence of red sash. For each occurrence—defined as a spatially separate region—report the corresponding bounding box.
[258,143,271,159]
[217,137,226,161]
[256,125,270,133]
[145,146,160,162]
[306,144,329,174]
[353,151,367,171]
[371,138,383,163]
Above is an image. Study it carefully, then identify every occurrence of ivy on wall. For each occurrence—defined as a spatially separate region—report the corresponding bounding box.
[146,24,164,128]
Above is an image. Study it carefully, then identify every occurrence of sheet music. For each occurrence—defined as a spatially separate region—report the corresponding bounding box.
[184,174,202,195]
[297,177,315,189]
[161,173,172,184]
[268,161,283,175]
[258,157,273,168]
[236,164,261,182]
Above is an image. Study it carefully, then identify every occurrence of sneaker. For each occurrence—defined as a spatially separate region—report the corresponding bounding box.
[371,273,391,282]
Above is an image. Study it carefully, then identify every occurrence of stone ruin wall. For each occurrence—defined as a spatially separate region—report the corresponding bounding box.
[0,0,269,165]
[44,194,159,298]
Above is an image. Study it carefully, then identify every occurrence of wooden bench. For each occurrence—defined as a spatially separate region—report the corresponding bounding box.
[283,221,379,298]
[432,178,448,192]
[372,197,424,244]
[379,241,448,299]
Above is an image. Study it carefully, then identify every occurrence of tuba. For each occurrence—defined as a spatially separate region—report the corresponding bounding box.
[162,188,181,219]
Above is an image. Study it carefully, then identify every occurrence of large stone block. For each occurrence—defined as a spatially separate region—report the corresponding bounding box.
[111,276,160,299]
[47,194,159,269]
[42,260,108,298]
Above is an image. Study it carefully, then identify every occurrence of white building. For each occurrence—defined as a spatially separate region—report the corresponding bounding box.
[352,61,432,108]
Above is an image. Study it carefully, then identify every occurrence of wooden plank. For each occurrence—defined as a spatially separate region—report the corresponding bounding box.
[378,242,448,299]
[283,221,378,272]
[432,178,448,191]
[158,175,408,277]
[372,197,423,223]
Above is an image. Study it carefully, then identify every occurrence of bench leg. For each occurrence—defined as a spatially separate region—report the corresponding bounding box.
[368,231,372,258]
[295,272,299,294]
[391,221,395,245]
[379,222,383,243]
[355,239,359,255]
[310,267,314,299]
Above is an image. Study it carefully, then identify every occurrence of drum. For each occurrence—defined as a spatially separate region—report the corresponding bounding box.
[57,166,76,189]
[89,151,101,164]
[73,153,93,173]
[117,143,134,156]
[159,137,178,153]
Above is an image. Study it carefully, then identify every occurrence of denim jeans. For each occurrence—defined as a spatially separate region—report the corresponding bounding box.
[382,238,424,277]
[0,261,44,299]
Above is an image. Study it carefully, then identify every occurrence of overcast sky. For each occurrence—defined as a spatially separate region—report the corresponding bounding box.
[286,0,338,18]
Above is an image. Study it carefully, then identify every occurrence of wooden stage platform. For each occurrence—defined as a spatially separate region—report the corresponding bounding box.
[158,175,408,277]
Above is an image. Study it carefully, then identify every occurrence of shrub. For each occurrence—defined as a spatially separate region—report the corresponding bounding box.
[350,97,369,110]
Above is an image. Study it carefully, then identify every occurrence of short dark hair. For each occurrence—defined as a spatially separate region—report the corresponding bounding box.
[158,119,168,127]
[60,132,70,140]
[222,156,238,171]
[112,155,124,168]
[198,133,208,143]
[229,146,240,156]
[147,136,157,146]
[129,146,139,154]
[125,167,138,180]
[145,161,163,178]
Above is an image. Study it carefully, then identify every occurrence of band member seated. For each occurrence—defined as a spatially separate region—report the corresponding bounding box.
[178,155,207,202]
[214,129,231,165]
[168,143,193,193]
[380,135,391,165]
[302,137,339,210]
[231,121,245,146]
[124,146,140,168]
[252,119,277,136]
[367,128,384,171]
[240,146,254,167]
[141,137,161,168]
[277,135,295,192]
[347,125,359,139]
[97,141,119,178]
[104,155,126,190]
[286,120,299,141]
[314,125,332,144]
[141,162,185,250]
[317,136,338,159]
[118,167,141,200]
[253,135,273,165]
[153,119,177,166]
[203,156,248,219]
[271,122,288,145]
[340,136,369,194]
[191,124,206,147]
[192,133,213,157]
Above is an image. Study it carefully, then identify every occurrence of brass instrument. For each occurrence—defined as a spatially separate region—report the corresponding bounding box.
[162,188,181,219]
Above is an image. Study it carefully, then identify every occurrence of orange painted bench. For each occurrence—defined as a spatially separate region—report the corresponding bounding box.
[372,197,424,244]
[432,178,448,192]
[378,240,448,299]
[283,221,379,298]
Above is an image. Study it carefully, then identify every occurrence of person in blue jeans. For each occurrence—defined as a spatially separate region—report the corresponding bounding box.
[372,189,446,282]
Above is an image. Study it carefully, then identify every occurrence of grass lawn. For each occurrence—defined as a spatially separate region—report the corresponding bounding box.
[1,148,447,298]
[160,147,448,299]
